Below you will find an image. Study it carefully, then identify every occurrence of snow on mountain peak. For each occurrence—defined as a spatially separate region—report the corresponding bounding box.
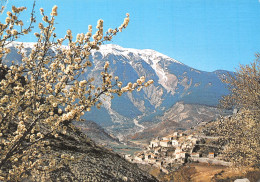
[6,42,181,65]
[98,44,182,65]
[95,44,183,94]
[7,41,36,49]
[6,42,182,94]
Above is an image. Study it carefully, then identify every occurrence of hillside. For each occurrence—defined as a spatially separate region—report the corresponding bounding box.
[46,126,157,181]
[129,102,231,142]
[0,117,157,181]
[73,120,121,146]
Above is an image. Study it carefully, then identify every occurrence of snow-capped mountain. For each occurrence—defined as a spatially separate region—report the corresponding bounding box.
[84,45,230,135]
[3,42,231,137]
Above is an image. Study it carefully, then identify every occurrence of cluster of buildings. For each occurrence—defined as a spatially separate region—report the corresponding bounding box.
[124,132,220,173]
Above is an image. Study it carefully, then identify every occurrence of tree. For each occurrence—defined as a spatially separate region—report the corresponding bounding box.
[220,55,260,111]
[0,3,153,181]
[216,56,260,167]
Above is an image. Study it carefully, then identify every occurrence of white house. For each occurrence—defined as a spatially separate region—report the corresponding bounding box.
[180,151,187,158]
[171,139,178,147]
[175,147,182,155]
[191,153,200,158]
[154,147,161,154]
[150,153,157,159]
[144,153,151,160]
[160,140,172,147]
[187,135,193,140]
[135,155,144,162]
[191,138,198,144]
[162,136,171,141]
[147,158,157,164]
[208,152,215,159]
[149,139,160,148]
[124,154,133,161]
[181,143,187,149]
[175,152,181,159]
[166,135,176,140]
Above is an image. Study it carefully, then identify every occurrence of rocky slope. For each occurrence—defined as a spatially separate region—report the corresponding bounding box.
[0,118,157,181]
[45,126,158,181]
[129,102,231,142]
[73,120,121,146]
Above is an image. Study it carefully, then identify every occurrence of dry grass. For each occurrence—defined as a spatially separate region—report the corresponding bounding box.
[160,163,260,182]
[189,163,228,182]
[185,163,260,182]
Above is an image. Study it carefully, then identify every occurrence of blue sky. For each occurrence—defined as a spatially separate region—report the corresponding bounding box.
[3,0,260,72]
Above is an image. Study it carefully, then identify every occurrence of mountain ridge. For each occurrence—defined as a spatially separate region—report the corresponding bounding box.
[3,42,231,138]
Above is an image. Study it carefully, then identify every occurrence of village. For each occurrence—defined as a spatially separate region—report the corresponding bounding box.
[124,131,230,174]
